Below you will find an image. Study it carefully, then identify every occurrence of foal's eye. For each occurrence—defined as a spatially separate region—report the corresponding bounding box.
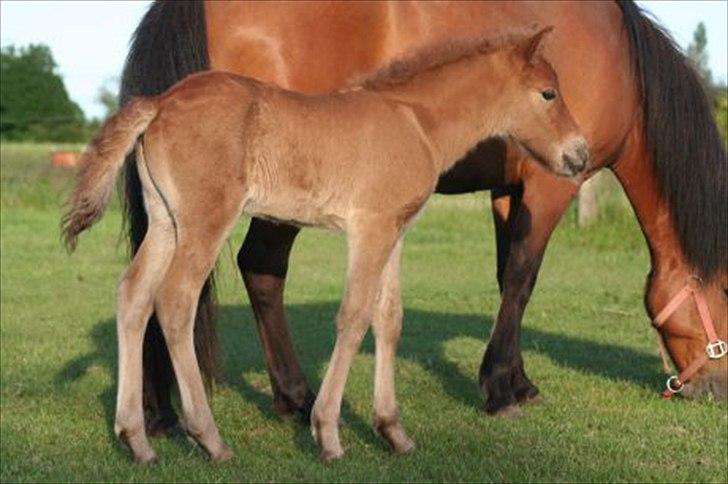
[541,89,557,101]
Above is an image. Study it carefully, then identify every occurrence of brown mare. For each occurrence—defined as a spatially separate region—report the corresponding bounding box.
[64,30,587,462]
[119,1,727,431]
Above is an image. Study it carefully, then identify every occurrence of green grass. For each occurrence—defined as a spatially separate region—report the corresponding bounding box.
[1,142,726,482]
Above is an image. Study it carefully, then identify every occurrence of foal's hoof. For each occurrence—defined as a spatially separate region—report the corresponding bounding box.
[117,429,157,464]
[210,444,235,463]
[134,450,158,465]
[392,437,415,456]
[320,446,345,463]
[375,420,415,456]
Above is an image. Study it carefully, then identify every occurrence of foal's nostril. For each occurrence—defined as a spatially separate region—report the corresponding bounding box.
[562,153,585,175]
[576,143,590,167]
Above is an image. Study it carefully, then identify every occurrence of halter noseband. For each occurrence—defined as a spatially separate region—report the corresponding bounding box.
[652,276,727,399]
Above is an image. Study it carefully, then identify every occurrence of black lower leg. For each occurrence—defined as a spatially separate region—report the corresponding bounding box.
[490,185,523,293]
[238,218,314,420]
[142,317,179,436]
[480,229,544,414]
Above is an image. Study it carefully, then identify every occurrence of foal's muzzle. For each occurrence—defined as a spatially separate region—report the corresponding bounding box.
[561,139,590,176]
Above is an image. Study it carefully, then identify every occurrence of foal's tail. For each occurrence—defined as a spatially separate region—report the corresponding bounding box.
[62,97,158,251]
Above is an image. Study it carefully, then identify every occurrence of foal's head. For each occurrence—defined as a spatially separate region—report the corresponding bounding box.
[495,27,589,177]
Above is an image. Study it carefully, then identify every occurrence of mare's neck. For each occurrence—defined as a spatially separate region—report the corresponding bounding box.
[375,52,509,172]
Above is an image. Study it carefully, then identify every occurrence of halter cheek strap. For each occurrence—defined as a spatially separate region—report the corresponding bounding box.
[652,278,727,399]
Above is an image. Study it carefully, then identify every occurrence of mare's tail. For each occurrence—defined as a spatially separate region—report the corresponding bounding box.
[62,98,158,251]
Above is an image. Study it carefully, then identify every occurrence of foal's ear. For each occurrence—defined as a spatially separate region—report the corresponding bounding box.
[518,26,554,64]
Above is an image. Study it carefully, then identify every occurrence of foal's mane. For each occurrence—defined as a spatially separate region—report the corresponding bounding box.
[357,29,534,90]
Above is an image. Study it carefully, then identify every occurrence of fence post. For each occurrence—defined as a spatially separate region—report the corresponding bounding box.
[577,174,600,227]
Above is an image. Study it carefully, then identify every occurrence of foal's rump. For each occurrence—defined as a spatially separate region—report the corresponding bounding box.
[62,71,256,248]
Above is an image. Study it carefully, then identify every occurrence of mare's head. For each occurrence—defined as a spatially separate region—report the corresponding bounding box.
[494,27,589,177]
[650,273,728,401]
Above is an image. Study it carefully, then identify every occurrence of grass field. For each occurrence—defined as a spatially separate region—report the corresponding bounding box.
[1,143,726,482]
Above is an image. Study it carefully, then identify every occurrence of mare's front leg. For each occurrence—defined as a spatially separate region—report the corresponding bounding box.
[481,168,579,415]
[490,185,540,405]
[237,217,315,419]
[311,217,401,461]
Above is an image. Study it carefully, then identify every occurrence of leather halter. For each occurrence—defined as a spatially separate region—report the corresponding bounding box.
[652,276,727,399]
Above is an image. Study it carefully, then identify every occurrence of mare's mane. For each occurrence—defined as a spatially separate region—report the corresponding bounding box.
[356,29,535,90]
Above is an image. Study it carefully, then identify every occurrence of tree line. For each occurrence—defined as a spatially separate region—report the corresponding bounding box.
[1,23,726,144]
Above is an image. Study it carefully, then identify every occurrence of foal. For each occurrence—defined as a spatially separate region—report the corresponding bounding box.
[63,27,588,463]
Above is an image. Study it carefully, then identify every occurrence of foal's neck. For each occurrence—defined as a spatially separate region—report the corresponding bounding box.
[375,52,510,172]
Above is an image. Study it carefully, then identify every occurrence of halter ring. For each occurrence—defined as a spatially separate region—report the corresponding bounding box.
[665,376,684,394]
[686,274,704,286]
[706,340,728,359]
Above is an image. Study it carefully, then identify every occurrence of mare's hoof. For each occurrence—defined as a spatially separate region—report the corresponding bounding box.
[146,416,180,438]
[514,384,541,404]
[489,403,523,418]
[273,390,316,423]
[520,393,543,406]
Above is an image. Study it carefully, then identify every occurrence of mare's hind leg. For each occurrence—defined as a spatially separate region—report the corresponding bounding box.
[154,222,238,462]
[311,217,401,462]
[371,239,414,454]
[115,203,176,463]
[237,218,315,419]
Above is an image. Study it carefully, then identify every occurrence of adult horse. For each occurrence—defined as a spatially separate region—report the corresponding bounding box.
[119,0,727,433]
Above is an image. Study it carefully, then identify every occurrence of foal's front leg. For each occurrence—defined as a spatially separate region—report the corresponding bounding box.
[371,239,415,454]
[311,218,401,462]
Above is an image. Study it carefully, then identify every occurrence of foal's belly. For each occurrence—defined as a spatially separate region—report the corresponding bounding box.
[244,191,348,232]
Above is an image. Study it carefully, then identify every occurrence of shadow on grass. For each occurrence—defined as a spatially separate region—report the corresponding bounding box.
[55,302,662,455]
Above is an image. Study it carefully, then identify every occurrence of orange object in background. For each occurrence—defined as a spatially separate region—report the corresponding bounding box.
[50,150,81,167]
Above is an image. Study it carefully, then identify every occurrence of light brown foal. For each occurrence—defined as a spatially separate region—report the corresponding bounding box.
[63,28,588,463]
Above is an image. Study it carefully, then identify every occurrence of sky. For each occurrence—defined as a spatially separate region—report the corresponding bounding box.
[1,1,726,119]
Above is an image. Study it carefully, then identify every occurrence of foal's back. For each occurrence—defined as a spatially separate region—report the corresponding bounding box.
[148,71,437,231]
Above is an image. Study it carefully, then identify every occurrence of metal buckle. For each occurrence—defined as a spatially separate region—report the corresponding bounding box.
[665,376,684,394]
[706,340,728,359]
[686,274,703,288]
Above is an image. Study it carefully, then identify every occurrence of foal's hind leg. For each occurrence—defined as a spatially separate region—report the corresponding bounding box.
[115,205,175,463]
[371,239,414,454]
[154,228,236,463]
[311,217,401,461]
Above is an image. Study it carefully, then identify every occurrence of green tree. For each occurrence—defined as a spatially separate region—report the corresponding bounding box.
[715,88,727,145]
[686,22,713,87]
[0,44,87,141]
[95,77,119,121]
